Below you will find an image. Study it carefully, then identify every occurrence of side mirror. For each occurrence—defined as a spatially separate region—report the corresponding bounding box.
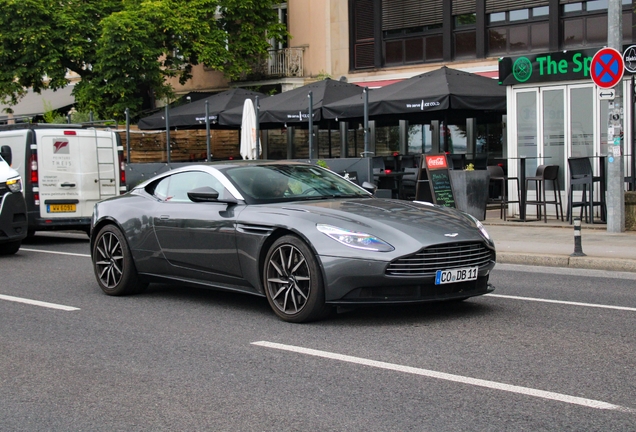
[187,186,238,204]
[1,145,12,166]
[361,181,377,194]
[187,186,219,202]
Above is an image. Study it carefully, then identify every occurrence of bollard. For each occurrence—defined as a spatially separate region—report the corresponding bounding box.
[570,217,586,257]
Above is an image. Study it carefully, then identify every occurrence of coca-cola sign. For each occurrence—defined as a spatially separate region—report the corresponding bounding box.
[425,155,447,170]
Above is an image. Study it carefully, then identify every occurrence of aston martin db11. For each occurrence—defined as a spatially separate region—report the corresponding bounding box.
[90,161,495,322]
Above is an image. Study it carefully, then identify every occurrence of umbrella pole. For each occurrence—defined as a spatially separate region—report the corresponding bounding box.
[165,104,171,164]
[308,91,314,160]
[363,87,369,157]
[205,100,211,162]
[255,96,260,159]
[125,108,131,163]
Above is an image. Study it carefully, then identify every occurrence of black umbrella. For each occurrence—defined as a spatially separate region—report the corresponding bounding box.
[218,78,365,128]
[137,88,266,130]
[322,66,506,121]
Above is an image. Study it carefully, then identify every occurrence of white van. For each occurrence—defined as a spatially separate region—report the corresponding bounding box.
[0,149,27,254]
[0,125,126,236]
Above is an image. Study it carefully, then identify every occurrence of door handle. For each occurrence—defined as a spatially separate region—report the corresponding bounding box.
[159,215,170,220]
[60,182,76,188]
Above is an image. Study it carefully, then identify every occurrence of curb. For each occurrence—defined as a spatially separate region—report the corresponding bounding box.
[496,252,636,273]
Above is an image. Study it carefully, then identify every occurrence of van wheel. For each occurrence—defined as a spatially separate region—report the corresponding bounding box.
[0,240,21,255]
[92,225,147,295]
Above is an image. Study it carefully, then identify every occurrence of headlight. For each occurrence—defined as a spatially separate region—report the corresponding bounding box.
[6,177,22,193]
[466,214,491,241]
[316,224,394,252]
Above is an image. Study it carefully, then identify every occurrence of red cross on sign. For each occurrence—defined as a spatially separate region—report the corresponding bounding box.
[591,47,625,89]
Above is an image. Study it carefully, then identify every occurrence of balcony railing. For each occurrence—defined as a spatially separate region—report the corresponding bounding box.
[262,47,304,78]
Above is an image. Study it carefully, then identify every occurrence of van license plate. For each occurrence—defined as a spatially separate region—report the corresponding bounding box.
[47,204,77,213]
[435,266,478,285]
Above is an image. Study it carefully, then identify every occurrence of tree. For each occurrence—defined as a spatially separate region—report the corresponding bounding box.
[0,0,286,119]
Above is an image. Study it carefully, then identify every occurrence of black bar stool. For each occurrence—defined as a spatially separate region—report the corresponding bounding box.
[525,165,564,223]
[566,157,605,224]
[487,165,519,221]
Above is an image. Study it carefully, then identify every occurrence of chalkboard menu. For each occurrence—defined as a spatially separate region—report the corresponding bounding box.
[423,154,456,208]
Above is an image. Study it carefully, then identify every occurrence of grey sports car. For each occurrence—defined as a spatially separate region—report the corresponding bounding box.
[90,161,496,322]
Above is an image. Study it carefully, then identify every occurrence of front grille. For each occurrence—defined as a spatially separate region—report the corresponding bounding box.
[0,182,8,197]
[386,242,494,276]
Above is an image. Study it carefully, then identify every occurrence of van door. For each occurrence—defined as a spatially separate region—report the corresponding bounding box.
[36,129,117,219]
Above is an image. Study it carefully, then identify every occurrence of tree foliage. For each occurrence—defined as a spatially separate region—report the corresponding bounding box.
[0,0,286,119]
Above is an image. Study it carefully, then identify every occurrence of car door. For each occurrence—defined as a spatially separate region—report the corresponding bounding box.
[152,170,242,279]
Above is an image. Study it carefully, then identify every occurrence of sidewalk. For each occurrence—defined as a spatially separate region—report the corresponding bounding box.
[482,210,636,273]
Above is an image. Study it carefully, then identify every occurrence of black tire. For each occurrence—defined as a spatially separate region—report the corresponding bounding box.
[263,235,331,323]
[0,240,21,255]
[92,224,147,296]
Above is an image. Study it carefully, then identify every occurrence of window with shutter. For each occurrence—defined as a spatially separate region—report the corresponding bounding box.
[353,0,375,69]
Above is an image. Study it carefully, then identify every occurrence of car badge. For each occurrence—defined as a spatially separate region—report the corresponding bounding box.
[444,233,459,237]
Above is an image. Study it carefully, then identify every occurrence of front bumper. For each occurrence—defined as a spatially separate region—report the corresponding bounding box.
[320,255,495,304]
[0,192,28,243]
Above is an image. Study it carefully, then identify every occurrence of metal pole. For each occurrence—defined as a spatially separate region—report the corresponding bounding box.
[125,108,131,163]
[255,96,260,159]
[363,87,369,157]
[205,100,211,162]
[632,76,636,190]
[165,104,171,164]
[308,91,314,160]
[607,0,625,232]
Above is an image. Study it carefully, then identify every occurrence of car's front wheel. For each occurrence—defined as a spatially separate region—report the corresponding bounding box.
[263,235,331,323]
[92,225,147,296]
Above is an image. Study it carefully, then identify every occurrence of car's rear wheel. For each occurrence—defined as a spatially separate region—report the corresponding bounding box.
[92,225,147,296]
[0,240,21,255]
[263,235,331,323]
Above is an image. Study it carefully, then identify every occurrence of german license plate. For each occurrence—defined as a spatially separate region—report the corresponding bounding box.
[435,266,478,285]
[47,204,76,213]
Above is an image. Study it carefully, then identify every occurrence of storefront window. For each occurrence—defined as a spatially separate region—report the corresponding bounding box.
[542,89,565,188]
[516,91,539,178]
[570,87,594,158]
[408,124,432,154]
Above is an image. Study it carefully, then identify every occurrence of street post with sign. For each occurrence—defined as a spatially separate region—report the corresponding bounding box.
[605,0,625,232]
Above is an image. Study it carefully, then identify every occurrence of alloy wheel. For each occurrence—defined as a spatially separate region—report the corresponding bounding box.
[95,231,124,289]
[265,244,312,315]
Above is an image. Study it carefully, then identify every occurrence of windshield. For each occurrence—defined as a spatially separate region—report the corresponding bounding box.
[225,164,370,202]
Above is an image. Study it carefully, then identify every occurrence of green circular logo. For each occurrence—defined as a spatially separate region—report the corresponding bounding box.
[512,57,533,83]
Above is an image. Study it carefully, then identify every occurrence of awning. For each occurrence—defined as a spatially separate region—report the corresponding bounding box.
[0,84,76,121]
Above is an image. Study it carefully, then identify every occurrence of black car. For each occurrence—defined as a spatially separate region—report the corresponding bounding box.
[90,161,496,322]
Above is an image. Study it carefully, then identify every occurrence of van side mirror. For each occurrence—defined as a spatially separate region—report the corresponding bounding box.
[0,145,12,165]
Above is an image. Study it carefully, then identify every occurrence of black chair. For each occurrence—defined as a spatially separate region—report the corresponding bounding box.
[567,157,605,224]
[401,167,419,200]
[473,153,488,170]
[450,154,466,170]
[525,165,564,223]
[487,165,520,221]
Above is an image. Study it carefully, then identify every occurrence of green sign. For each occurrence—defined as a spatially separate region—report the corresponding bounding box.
[499,48,600,86]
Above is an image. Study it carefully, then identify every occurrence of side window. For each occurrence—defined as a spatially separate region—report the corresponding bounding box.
[153,176,171,201]
[166,171,227,202]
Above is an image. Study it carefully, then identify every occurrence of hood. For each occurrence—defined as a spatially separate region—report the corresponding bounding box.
[274,198,489,246]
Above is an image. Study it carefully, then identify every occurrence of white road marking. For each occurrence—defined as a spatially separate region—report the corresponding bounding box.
[20,248,90,258]
[252,341,634,413]
[486,294,636,312]
[0,294,80,311]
